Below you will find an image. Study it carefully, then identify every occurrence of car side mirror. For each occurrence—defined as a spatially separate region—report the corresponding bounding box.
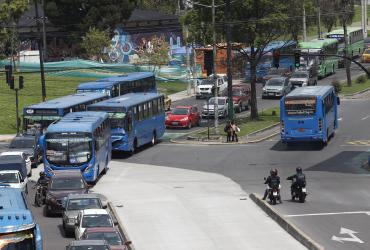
[337,97,340,105]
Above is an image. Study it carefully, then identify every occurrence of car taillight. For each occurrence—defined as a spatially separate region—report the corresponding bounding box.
[281,120,285,133]
[318,118,322,131]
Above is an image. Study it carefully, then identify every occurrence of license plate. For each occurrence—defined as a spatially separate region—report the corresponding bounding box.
[298,128,305,132]
[273,191,278,196]
[172,122,179,125]
[268,93,274,96]
[302,188,307,193]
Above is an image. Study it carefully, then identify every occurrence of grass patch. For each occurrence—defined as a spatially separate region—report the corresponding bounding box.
[197,107,280,138]
[340,78,370,95]
[157,80,187,95]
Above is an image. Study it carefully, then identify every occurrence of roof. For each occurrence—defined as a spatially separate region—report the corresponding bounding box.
[51,170,83,179]
[46,111,108,133]
[68,240,109,246]
[81,209,109,215]
[286,86,334,98]
[98,72,154,82]
[67,193,101,200]
[85,227,120,233]
[88,93,163,109]
[327,27,362,35]
[0,188,35,233]
[25,93,107,110]
[77,81,115,90]
[299,38,338,49]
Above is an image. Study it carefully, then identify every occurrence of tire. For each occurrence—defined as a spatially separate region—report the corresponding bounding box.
[151,132,157,146]
[101,156,108,175]
[133,138,138,153]
[35,191,42,207]
[187,122,192,129]
[272,196,276,205]
[299,194,306,203]
[196,96,200,99]
[25,184,28,195]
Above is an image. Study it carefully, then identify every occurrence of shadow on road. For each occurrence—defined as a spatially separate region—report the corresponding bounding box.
[270,141,324,151]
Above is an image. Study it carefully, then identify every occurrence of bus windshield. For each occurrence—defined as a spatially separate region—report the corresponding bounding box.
[284,98,316,116]
[108,112,126,129]
[45,133,92,165]
[0,229,36,250]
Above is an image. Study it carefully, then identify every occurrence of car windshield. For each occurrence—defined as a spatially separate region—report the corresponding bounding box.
[0,172,19,183]
[69,246,110,250]
[67,198,102,210]
[209,98,226,105]
[86,232,122,246]
[200,79,215,85]
[82,214,113,228]
[45,133,92,165]
[266,79,283,86]
[51,178,85,190]
[9,138,34,149]
[292,72,308,78]
[172,108,189,115]
[232,90,243,96]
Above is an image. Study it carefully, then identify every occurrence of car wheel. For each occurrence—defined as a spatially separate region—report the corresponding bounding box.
[187,121,192,129]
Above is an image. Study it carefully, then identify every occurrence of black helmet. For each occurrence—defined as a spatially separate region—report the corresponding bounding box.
[296,167,302,173]
[39,171,45,177]
[270,169,278,176]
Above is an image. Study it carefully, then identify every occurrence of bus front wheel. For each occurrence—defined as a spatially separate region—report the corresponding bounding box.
[151,132,157,146]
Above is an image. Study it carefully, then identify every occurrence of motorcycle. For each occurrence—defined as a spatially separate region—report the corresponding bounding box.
[290,181,307,203]
[34,183,48,207]
[267,185,282,205]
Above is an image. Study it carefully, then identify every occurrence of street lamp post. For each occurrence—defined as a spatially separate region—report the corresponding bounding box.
[212,0,219,134]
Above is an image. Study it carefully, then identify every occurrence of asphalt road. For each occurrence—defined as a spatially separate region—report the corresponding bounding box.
[125,97,370,250]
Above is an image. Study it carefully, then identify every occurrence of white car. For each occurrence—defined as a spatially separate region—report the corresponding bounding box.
[1,151,32,177]
[0,170,28,194]
[75,209,114,240]
[196,75,227,99]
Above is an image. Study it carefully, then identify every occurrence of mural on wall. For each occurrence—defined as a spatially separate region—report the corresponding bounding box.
[107,27,188,65]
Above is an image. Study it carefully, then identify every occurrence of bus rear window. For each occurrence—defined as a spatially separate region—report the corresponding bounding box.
[284,98,316,116]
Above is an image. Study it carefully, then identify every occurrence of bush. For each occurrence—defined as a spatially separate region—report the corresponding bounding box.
[356,74,368,84]
[331,79,342,94]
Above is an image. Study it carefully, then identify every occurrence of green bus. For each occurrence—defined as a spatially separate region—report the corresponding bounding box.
[298,38,339,79]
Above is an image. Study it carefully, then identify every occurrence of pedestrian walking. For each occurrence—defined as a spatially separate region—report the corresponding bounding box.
[231,120,239,142]
[224,121,232,142]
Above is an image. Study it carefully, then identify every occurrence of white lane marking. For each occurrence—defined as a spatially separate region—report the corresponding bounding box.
[338,117,343,121]
[331,227,364,244]
[285,211,370,218]
[361,115,370,120]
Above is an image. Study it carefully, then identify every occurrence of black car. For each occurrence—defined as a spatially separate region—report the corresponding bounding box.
[9,134,41,167]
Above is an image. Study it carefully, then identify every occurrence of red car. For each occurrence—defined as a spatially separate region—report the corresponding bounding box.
[165,106,201,129]
[81,227,130,250]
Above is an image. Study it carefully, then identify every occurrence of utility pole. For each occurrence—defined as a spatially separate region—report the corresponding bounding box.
[185,26,191,95]
[34,0,47,101]
[212,0,219,133]
[343,0,352,86]
[41,0,47,60]
[316,0,322,38]
[303,2,307,42]
[225,0,233,120]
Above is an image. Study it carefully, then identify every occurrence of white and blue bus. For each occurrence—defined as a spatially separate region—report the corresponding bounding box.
[0,187,42,249]
[76,72,156,98]
[280,86,340,146]
[23,93,108,132]
[42,112,111,183]
[87,93,165,153]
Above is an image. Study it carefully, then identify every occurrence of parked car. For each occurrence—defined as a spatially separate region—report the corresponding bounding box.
[62,193,104,236]
[0,170,28,194]
[81,227,129,250]
[195,75,227,99]
[66,240,111,250]
[262,77,292,98]
[202,96,229,118]
[0,155,28,181]
[8,134,41,168]
[1,151,32,177]
[361,48,370,63]
[222,84,251,113]
[75,209,114,240]
[45,170,89,216]
[262,68,291,84]
[289,70,317,88]
[165,106,201,129]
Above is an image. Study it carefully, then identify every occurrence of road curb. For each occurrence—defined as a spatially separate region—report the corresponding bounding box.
[249,193,324,250]
[341,86,370,97]
[107,202,136,250]
[0,135,15,143]
[247,122,280,136]
[246,131,280,143]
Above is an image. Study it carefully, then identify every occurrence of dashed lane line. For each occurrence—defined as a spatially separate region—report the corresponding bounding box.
[285,211,370,218]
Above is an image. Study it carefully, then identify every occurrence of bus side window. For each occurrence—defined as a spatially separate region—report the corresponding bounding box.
[126,111,132,132]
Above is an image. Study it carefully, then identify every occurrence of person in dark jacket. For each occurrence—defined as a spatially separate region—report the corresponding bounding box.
[262,169,280,200]
[224,121,232,142]
[287,167,306,193]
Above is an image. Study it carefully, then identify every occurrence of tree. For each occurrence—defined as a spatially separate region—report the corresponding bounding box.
[136,0,179,14]
[321,0,339,32]
[45,0,135,38]
[141,35,170,73]
[81,27,111,61]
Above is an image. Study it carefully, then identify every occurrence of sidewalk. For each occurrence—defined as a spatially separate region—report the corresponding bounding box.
[92,161,307,250]
[169,90,195,102]
[0,134,15,142]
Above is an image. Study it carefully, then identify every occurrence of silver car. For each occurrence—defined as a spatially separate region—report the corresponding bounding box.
[202,96,228,118]
[62,193,104,236]
[262,77,292,98]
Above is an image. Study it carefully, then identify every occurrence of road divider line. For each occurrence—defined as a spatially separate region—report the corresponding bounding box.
[361,115,370,120]
[285,211,370,218]
[249,193,324,250]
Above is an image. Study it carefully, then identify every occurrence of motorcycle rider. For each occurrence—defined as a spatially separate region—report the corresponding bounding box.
[34,171,49,206]
[287,167,306,195]
[262,169,281,200]
[36,171,49,186]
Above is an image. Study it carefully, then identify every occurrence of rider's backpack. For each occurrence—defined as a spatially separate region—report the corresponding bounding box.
[296,173,306,186]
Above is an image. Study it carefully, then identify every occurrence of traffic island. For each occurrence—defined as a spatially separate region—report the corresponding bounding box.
[249,193,324,250]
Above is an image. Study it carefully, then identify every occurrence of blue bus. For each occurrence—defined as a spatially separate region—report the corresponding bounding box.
[0,187,42,249]
[280,86,340,146]
[245,41,297,82]
[87,93,165,153]
[76,72,156,98]
[23,93,108,132]
[42,111,111,183]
